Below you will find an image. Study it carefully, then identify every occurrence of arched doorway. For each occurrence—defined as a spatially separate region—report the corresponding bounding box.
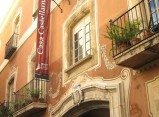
[50,74,130,117]
[79,108,110,117]
[63,101,110,117]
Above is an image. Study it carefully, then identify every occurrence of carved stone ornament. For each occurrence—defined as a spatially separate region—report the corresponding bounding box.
[71,0,85,13]
[10,65,17,77]
[50,67,131,117]
[72,83,83,105]
[101,44,116,69]
[48,72,62,98]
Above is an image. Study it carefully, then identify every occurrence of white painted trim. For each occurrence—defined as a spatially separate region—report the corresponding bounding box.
[62,0,100,84]
[145,75,159,117]
[5,66,18,101]
[0,60,9,72]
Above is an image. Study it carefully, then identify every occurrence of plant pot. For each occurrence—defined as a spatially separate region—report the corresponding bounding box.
[31,96,38,102]
[130,38,141,45]
[39,98,45,103]
[26,99,32,104]
[143,30,153,39]
[118,43,130,52]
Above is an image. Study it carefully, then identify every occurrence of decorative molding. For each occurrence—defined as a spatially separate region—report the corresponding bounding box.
[48,104,54,113]
[72,83,83,105]
[101,44,116,70]
[120,68,130,80]
[48,72,62,99]
[71,0,85,13]
[145,76,159,117]
[10,65,18,78]
[12,7,22,36]
[5,65,18,101]
[50,68,131,117]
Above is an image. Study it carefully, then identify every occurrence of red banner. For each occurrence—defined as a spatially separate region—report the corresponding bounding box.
[35,0,51,79]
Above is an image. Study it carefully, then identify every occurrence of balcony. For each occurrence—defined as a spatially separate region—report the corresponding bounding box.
[4,33,18,59]
[109,0,159,69]
[13,79,47,117]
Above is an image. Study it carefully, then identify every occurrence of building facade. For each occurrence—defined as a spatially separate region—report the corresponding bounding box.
[0,0,159,117]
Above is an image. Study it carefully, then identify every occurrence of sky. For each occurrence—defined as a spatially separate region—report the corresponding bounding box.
[0,0,13,25]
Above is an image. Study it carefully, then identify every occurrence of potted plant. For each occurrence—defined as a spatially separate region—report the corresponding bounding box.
[0,105,13,117]
[106,19,142,54]
[30,89,41,102]
[126,19,143,45]
[39,97,45,103]
[106,23,132,54]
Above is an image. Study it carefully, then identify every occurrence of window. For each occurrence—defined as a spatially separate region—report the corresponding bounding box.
[63,0,98,82]
[28,51,36,82]
[14,15,20,35]
[8,78,14,102]
[7,77,15,109]
[73,15,91,63]
[149,0,159,26]
[13,15,20,46]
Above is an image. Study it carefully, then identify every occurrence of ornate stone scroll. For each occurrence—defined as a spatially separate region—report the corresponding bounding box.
[101,45,116,70]
[72,84,83,105]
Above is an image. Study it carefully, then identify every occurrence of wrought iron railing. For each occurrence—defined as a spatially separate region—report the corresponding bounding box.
[5,33,18,59]
[14,78,47,112]
[109,0,157,56]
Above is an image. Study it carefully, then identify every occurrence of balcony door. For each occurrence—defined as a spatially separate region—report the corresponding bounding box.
[8,78,14,109]
[13,15,20,46]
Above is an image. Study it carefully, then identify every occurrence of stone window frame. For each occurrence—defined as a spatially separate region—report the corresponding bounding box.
[5,67,18,102]
[27,44,36,82]
[63,0,98,82]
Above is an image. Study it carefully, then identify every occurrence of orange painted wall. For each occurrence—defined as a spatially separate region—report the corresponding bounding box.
[0,0,157,117]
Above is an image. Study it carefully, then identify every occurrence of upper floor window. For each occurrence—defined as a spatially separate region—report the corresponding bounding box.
[12,14,20,46]
[149,0,159,26]
[72,15,91,64]
[63,0,98,81]
[8,78,14,103]
[14,15,20,34]
[7,77,15,109]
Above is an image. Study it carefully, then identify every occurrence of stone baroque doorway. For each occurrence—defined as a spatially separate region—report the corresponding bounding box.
[50,68,130,117]
[63,100,110,117]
